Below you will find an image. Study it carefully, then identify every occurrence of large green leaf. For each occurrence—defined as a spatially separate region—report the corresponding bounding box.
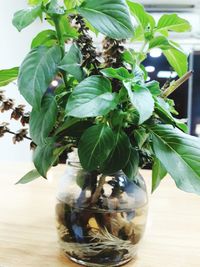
[149,36,172,50]
[163,48,188,77]
[123,147,139,180]
[12,5,42,31]
[152,157,167,192]
[133,127,149,148]
[66,76,118,118]
[150,124,200,195]
[58,44,85,82]
[78,124,115,171]
[0,67,19,87]
[100,130,131,174]
[124,82,154,124]
[31,30,57,48]
[157,14,191,33]
[33,142,55,178]
[100,67,133,81]
[47,0,65,15]
[78,0,134,39]
[18,46,62,109]
[16,169,41,184]
[30,94,58,145]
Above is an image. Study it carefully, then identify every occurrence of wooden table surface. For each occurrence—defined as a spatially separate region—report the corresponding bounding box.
[0,163,200,267]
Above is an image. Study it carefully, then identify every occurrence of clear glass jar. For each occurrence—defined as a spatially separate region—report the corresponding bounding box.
[55,150,148,267]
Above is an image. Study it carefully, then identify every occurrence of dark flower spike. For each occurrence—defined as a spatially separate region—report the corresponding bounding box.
[11,104,25,120]
[0,98,14,112]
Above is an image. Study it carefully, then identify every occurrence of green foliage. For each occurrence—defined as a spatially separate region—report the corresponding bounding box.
[30,94,58,145]
[78,0,134,39]
[78,124,115,171]
[18,46,62,109]
[58,44,85,81]
[150,125,200,195]
[66,76,118,118]
[31,30,57,48]
[12,5,42,31]
[152,158,167,192]
[0,67,19,87]
[5,0,200,197]
[16,169,41,184]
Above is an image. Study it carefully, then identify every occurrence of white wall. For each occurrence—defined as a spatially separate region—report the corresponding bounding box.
[0,0,47,162]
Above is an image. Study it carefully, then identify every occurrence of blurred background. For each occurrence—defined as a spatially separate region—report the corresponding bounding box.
[0,0,200,162]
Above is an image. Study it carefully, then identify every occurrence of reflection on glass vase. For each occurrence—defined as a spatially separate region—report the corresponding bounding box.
[55,150,148,267]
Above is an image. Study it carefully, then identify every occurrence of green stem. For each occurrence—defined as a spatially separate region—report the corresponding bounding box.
[53,15,68,89]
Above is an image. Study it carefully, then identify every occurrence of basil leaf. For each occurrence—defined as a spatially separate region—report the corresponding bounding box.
[101,67,133,81]
[0,67,19,87]
[12,5,42,31]
[58,44,85,82]
[15,169,41,184]
[30,94,58,145]
[157,14,191,33]
[66,76,118,118]
[18,46,62,109]
[123,148,139,180]
[31,30,57,48]
[78,124,115,171]
[150,124,200,195]
[152,157,167,192]
[78,0,134,39]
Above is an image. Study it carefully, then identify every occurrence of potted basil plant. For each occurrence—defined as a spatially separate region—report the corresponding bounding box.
[0,0,199,266]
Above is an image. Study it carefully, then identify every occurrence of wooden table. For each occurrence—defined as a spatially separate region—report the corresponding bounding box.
[0,163,200,267]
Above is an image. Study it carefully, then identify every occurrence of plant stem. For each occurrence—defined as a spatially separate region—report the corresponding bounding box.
[6,130,32,141]
[161,71,193,98]
[91,175,106,204]
[53,16,68,89]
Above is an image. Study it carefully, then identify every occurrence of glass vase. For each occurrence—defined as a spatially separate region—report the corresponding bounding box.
[55,151,148,267]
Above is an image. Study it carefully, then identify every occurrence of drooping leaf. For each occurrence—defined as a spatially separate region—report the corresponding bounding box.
[124,82,154,124]
[30,94,58,145]
[123,148,139,180]
[100,130,131,174]
[18,46,62,109]
[0,67,19,87]
[146,81,161,96]
[78,0,134,39]
[58,44,85,82]
[149,36,172,50]
[12,5,42,31]
[33,142,55,178]
[101,67,133,81]
[152,157,167,192]
[163,48,188,77]
[31,30,57,48]
[15,169,41,184]
[66,76,118,118]
[157,14,191,33]
[150,124,200,195]
[78,124,115,171]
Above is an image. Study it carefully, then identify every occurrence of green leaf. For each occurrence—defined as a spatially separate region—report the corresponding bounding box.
[16,169,41,184]
[100,130,131,174]
[157,14,191,33]
[59,16,79,39]
[31,30,57,48]
[152,157,167,192]
[0,67,19,87]
[133,127,149,148]
[78,124,115,171]
[146,81,161,96]
[150,124,200,195]
[124,82,154,124]
[149,36,172,50]
[163,48,188,77]
[66,76,118,118]
[12,5,42,31]
[55,117,80,135]
[33,142,55,178]
[127,1,155,30]
[18,46,62,109]
[64,0,82,9]
[78,0,134,39]
[47,0,65,15]
[58,44,85,82]
[123,148,139,180]
[30,94,58,145]
[101,67,133,81]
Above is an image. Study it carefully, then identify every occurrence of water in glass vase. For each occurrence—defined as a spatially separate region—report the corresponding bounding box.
[55,165,148,267]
